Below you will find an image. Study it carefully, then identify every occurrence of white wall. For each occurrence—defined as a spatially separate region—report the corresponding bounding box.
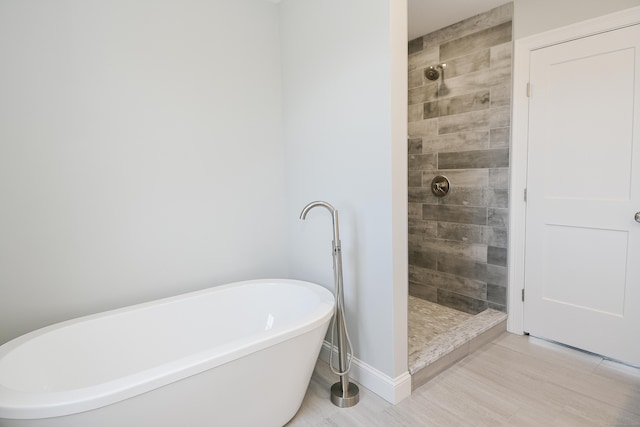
[389,0,409,379]
[280,0,408,379]
[513,0,640,39]
[0,0,410,391]
[0,0,287,344]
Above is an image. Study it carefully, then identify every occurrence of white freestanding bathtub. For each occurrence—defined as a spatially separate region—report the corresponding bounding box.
[0,279,334,427]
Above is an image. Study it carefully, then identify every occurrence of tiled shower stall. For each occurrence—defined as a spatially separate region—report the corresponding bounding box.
[408,3,513,315]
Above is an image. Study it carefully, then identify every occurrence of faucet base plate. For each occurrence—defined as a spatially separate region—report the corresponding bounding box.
[330,381,360,408]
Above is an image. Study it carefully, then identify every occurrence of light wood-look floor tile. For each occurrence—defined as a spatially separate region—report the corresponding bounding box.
[288,333,640,426]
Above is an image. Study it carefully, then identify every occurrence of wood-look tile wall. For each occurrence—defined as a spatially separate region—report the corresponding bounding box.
[408,3,513,315]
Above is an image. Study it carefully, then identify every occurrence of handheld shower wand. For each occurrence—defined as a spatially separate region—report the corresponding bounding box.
[300,201,359,408]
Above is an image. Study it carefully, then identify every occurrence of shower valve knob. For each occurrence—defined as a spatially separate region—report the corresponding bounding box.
[431,175,450,197]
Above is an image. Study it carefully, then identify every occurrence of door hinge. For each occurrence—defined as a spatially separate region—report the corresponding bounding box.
[524,188,527,202]
[526,82,531,97]
[522,288,525,302]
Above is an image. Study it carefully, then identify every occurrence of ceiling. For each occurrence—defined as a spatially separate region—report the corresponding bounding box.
[408,0,510,40]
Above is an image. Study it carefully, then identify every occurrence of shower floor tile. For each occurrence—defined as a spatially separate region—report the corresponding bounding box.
[408,295,507,383]
[408,296,472,368]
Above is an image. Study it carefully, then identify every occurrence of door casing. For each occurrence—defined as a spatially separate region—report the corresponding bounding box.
[508,5,640,335]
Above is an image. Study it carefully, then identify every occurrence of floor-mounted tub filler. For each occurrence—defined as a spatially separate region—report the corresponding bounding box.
[300,201,359,408]
[0,279,334,427]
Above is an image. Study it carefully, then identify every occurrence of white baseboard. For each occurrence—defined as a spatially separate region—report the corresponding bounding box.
[319,341,412,404]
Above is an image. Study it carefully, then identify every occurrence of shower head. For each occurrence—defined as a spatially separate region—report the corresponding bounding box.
[425,66,440,81]
[425,63,447,81]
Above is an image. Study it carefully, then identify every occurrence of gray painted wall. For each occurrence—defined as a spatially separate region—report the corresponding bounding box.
[0,0,288,345]
[513,0,640,39]
[280,0,408,378]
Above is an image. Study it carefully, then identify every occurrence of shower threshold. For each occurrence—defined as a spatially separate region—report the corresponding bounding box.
[408,296,507,391]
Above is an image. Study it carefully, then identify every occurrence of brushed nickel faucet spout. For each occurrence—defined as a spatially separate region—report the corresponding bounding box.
[299,200,335,220]
[299,201,341,252]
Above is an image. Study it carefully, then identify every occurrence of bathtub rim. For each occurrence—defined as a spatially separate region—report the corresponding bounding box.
[0,279,335,420]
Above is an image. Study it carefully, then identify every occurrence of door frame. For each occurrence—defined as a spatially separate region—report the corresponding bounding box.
[508,6,640,335]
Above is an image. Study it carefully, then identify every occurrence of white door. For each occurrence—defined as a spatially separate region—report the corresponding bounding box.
[524,24,640,366]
